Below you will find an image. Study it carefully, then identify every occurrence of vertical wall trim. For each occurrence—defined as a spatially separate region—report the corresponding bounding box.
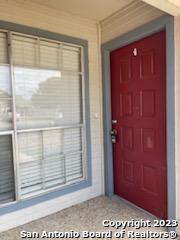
[102,50,114,196]
[166,17,176,222]
[97,23,105,194]
[102,15,176,224]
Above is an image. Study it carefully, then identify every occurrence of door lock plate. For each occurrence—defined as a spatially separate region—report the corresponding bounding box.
[111,129,118,143]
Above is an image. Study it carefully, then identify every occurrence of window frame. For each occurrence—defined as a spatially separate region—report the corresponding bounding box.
[0,21,92,212]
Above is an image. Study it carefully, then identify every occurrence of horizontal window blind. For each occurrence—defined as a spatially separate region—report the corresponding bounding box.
[40,41,60,70]
[18,128,83,197]
[0,32,8,64]
[12,35,37,67]
[18,132,43,195]
[12,35,81,72]
[64,128,83,182]
[0,135,15,204]
[62,45,81,72]
[0,30,86,203]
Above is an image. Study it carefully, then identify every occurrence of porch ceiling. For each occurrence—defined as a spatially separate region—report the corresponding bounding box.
[29,0,180,21]
[29,0,134,21]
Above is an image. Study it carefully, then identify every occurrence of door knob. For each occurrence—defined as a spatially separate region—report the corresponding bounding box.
[111,129,118,143]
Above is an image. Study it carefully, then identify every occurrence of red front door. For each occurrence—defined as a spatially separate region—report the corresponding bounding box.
[110,31,167,219]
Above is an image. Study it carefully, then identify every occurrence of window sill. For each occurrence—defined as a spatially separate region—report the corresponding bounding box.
[0,177,91,216]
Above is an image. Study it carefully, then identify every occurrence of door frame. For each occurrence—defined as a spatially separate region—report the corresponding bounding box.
[102,15,175,222]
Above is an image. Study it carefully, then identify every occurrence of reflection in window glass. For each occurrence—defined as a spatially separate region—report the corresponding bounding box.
[0,66,12,131]
[14,67,82,129]
[0,66,11,98]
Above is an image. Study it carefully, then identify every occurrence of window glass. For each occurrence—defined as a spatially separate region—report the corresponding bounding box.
[18,127,83,197]
[40,40,60,69]
[62,45,81,72]
[0,66,12,131]
[14,68,82,129]
[12,35,38,67]
[0,31,85,203]
[0,135,15,204]
[0,32,8,64]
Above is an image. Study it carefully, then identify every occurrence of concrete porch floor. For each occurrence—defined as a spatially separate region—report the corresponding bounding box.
[0,196,175,239]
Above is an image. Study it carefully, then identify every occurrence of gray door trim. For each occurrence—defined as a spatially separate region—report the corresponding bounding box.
[102,15,176,222]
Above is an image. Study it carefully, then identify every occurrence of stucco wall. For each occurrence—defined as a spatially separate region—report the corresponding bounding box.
[0,0,104,232]
[175,15,180,234]
[100,0,164,43]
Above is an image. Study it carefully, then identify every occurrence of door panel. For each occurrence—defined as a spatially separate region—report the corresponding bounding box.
[110,31,167,219]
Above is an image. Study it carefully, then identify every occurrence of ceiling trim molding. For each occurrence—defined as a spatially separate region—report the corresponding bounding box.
[141,0,180,16]
[101,0,164,26]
